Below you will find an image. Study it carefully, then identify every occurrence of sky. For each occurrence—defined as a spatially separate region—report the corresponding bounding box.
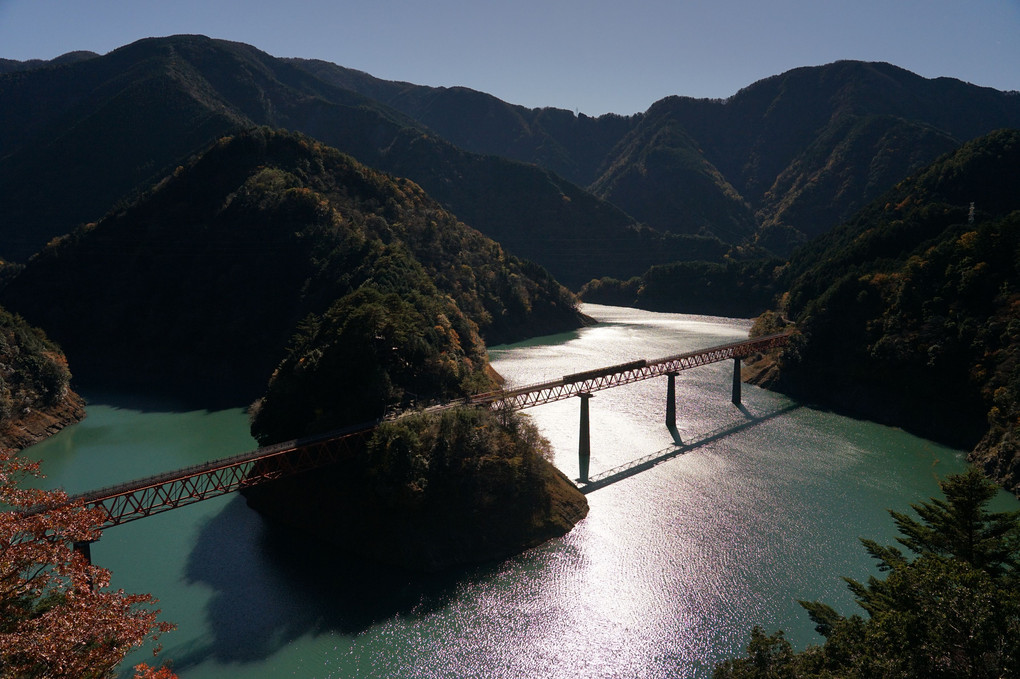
[1,0,1018,116]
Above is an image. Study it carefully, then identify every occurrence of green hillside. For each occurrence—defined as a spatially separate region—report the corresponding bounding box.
[0,129,585,406]
[757,129,1020,492]
[0,35,666,288]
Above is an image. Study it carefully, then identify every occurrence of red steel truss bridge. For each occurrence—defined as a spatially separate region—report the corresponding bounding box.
[46,332,790,529]
[465,331,791,410]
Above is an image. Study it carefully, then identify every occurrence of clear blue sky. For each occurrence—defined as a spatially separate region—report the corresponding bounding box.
[1,0,1018,115]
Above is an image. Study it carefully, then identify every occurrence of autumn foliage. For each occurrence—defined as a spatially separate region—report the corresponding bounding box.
[0,450,176,678]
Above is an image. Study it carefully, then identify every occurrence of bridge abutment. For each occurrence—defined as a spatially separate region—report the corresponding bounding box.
[578,392,593,482]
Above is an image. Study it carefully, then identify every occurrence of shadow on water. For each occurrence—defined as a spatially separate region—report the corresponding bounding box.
[166,495,498,672]
[81,388,253,415]
[488,328,585,351]
[579,402,803,493]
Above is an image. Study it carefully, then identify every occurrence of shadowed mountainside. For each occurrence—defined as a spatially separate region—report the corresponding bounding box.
[296,58,1020,254]
[6,37,1017,291]
[0,36,688,289]
[752,129,1020,494]
[0,128,586,406]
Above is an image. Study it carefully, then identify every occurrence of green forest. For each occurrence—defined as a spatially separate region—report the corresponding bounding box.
[759,129,1020,493]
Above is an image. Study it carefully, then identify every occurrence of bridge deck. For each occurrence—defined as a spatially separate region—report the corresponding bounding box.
[28,332,790,528]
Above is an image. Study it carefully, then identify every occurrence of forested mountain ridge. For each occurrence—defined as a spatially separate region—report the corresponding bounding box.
[0,35,677,288]
[286,57,635,188]
[5,36,1017,292]
[0,50,99,74]
[0,128,586,406]
[755,128,1020,493]
[295,58,1020,254]
[0,35,416,261]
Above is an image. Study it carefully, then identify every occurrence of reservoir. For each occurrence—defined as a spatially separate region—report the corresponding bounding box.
[24,304,1016,678]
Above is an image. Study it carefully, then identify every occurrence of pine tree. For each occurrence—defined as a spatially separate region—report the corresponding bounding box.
[717,469,1020,678]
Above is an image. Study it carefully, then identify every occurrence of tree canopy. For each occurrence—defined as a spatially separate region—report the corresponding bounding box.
[0,451,177,678]
[714,468,1020,679]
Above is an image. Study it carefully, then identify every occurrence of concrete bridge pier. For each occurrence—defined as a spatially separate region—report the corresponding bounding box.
[72,540,94,565]
[578,392,593,482]
[665,372,678,427]
[73,540,97,589]
[732,357,742,405]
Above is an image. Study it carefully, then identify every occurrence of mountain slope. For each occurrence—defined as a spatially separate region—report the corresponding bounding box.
[589,97,757,242]
[5,38,1018,290]
[0,129,586,405]
[0,51,99,74]
[0,35,662,288]
[596,62,1020,253]
[295,58,1020,255]
[287,57,636,188]
[757,129,1020,492]
[0,35,413,262]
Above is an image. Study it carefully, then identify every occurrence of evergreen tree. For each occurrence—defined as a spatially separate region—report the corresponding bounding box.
[715,469,1020,678]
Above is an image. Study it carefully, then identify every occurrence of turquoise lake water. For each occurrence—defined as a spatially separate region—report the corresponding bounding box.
[24,304,1016,678]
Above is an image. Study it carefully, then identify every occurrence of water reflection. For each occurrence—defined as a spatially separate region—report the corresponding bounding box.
[581,403,802,492]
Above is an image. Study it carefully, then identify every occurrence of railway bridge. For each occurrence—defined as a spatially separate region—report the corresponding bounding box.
[42,332,791,533]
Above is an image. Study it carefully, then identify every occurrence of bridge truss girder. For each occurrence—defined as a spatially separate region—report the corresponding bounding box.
[480,332,789,411]
[52,332,789,529]
[75,426,373,528]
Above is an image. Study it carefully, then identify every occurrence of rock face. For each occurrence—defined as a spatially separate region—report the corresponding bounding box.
[0,307,86,452]
[0,390,86,452]
[243,409,589,572]
[969,427,1020,499]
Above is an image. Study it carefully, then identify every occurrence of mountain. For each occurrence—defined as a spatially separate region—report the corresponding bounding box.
[0,35,681,289]
[587,97,757,243]
[4,36,1017,292]
[0,128,587,405]
[287,58,634,188]
[0,51,99,74]
[752,129,1020,493]
[0,36,410,262]
[297,58,1020,254]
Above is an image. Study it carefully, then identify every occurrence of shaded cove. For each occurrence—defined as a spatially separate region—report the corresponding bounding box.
[23,305,1018,679]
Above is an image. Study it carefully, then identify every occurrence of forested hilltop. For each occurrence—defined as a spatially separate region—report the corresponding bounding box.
[0,35,693,289]
[0,128,584,406]
[750,129,1020,494]
[0,127,592,567]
